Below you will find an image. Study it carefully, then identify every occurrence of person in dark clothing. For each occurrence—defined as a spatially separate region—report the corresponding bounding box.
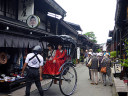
[84,50,88,58]
[101,53,113,86]
[21,45,44,96]
[97,53,103,82]
[89,53,98,85]
[86,52,92,80]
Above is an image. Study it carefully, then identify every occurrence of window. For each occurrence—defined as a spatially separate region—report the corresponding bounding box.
[47,21,51,32]
[6,0,17,19]
[0,0,17,19]
[0,0,4,15]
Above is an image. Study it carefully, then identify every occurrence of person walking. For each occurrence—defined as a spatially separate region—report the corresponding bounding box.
[85,52,92,80]
[104,50,110,56]
[21,45,44,96]
[89,49,93,52]
[84,50,88,58]
[101,53,113,86]
[98,53,103,82]
[88,53,98,85]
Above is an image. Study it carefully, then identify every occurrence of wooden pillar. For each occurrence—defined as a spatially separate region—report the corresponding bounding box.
[55,19,59,35]
[119,30,122,58]
[116,30,118,57]
[4,0,6,17]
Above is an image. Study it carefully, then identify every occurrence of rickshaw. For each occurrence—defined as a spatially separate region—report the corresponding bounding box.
[40,35,77,96]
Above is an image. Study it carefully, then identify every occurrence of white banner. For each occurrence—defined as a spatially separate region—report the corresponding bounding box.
[77,47,80,59]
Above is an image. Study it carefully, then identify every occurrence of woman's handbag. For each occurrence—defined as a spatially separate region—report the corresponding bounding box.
[87,59,92,67]
[100,67,106,73]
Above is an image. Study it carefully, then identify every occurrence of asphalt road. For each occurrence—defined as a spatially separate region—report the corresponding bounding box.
[31,64,113,96]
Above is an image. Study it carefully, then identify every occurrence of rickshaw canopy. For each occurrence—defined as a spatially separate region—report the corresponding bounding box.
[40,35,76,47]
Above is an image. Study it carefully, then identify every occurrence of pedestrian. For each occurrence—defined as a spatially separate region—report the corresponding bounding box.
[88,53,98,85]
[84,50,88,58]
[104,50,110,56]
[101,53,113,86]
[21,45,44,96]
[97,53,103,82]
[84,50,88,65]
[89,49,93,53]
[85,52,92,80]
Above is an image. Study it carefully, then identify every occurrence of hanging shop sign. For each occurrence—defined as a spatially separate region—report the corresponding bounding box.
[114,63,121,73]
[77,47,80,59]
[26,15,40,28]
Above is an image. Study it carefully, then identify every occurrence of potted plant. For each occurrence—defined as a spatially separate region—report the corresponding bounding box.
[120,58,128,67]
[72,59,77,67]
[120,58,128,80]
[110,51,122,77]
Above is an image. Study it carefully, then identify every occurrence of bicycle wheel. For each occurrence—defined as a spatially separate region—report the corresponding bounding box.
[41,79,53,91]
[59,65,77,96]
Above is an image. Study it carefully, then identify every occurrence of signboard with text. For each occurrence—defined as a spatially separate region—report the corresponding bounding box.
[115,63,121,73]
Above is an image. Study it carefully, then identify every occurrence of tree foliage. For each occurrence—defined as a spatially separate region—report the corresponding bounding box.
[97,49,102,52]
[83,32,97,43]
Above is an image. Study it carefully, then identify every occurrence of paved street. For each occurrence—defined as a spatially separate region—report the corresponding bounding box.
[30,64,113,96]
[0,64,114,96]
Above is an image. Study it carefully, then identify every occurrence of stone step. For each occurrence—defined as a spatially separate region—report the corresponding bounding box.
[114,78,128,93]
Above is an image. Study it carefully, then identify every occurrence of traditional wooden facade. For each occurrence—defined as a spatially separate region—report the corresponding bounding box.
[107,30,115,51]
[0,0,68,92]
[0,0,93,92]
[0,0,67,48]
[110,0,128,58]
[77,34,99,52]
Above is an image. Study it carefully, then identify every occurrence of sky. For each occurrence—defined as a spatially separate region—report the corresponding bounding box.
[55,0,117,44]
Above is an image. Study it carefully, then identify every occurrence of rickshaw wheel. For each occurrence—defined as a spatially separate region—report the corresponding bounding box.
[59,65,77,96]
[41,79,53,91]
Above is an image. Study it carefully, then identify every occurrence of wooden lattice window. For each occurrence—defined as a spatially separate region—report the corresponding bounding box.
[0,0,4,15]
[6,0,17,19]
[0,0,17,19]
[127,6,128,20]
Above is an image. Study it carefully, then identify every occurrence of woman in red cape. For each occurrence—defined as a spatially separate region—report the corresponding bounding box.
[43,44,66,75]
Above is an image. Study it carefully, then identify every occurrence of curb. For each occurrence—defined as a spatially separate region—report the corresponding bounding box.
[111,68,117,96]
[112,77,118,96]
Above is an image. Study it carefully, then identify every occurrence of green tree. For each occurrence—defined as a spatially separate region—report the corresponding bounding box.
[84,32,97,43]
[97,49,102,52]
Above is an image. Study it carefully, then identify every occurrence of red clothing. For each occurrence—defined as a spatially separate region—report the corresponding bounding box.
[43,49,67,75]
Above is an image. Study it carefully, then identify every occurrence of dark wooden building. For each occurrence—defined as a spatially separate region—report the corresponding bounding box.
[110,0,128,58]
[0,0,68,92]
[78,34,99,52]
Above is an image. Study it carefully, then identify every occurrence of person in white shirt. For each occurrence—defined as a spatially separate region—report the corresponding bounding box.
[21,45,44,96]
[25,53,43,68]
